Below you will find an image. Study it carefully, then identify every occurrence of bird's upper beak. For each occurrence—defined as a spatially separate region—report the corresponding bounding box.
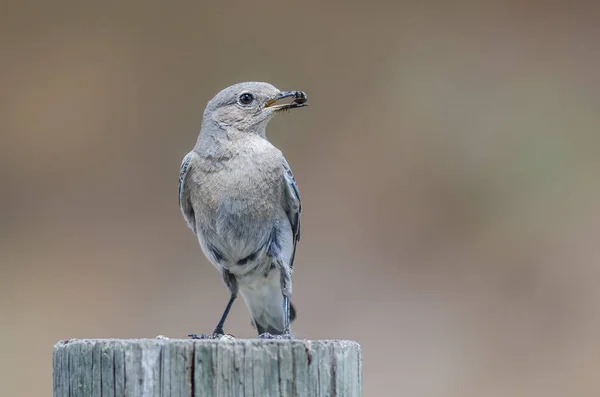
[264,91,309,111]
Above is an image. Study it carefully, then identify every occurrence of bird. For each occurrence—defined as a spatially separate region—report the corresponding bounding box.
[178,82,307,338]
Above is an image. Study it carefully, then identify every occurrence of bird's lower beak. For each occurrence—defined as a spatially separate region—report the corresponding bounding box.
[264,91,308,111]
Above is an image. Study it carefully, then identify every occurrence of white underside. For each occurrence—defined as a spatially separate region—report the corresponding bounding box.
[238,267,285,334]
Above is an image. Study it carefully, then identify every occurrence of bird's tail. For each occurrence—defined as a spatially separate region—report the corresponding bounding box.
[239,277,297,335]
[252,302,297,335]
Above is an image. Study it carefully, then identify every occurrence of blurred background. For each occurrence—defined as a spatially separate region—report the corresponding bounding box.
[2,1,600,396]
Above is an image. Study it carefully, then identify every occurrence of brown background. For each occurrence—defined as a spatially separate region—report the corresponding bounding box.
[2,1,600,396]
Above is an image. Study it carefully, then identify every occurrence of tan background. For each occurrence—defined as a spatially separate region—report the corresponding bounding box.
[2,1,600,396]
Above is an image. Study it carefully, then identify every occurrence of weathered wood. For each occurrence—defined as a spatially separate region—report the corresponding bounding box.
[53,338,362,397]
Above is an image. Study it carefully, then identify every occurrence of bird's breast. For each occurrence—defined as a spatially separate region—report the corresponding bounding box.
[195,149,283,216]
[191,148,286,270]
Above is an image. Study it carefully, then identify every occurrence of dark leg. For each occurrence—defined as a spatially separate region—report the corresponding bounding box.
[189,294,237,339]
[213,269,238,335]
[188,269,238,339]
[213,292,236,335]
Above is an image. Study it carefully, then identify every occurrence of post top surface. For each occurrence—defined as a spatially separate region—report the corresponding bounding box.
[54,337,361,350]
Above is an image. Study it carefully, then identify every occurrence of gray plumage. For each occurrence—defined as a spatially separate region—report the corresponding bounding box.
[179,82,306,336]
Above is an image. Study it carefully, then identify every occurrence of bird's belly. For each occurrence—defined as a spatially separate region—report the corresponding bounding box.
[192,161,286,274]
[197,212,273,271]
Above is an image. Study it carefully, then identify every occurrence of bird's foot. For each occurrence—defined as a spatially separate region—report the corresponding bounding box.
[188,333,215,339]
[188,327,234,340]
[258,332,295,339]
[213,327,225,337]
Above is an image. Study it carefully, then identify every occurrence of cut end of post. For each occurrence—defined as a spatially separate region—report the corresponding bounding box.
[53,338,362,397]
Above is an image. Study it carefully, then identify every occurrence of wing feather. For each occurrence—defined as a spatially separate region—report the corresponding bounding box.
[282,158,301,267]
[179,151,197,234]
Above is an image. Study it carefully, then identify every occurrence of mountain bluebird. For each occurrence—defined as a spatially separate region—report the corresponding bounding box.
[178,82,307,338]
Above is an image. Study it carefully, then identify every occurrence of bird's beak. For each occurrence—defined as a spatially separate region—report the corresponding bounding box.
[264,91,309,111]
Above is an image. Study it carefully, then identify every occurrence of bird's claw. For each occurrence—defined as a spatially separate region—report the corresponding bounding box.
[258,332,295,339]
[188,329,234,340]
[188,333,214,339]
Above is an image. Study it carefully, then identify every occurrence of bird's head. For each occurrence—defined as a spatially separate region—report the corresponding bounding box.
[203,82,308,133]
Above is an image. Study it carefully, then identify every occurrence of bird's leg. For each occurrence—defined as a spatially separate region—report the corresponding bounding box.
[213,269,238,336]
[189,269,237,339]
[280,263,294,339]
[212,292,236,336]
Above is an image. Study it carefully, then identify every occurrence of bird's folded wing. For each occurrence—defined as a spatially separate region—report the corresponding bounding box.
[179,151,197,234]
[282,157,302,267]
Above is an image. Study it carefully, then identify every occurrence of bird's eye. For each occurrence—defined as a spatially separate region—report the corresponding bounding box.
[239,93,254,105]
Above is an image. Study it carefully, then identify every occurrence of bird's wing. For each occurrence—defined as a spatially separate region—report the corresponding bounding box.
[282,157,302,267]
[179,151,197,234]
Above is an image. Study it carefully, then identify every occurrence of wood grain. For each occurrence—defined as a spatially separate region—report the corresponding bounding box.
[53,338,362,397]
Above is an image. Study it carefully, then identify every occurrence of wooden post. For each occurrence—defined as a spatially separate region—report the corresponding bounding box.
[53,338,362,397]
